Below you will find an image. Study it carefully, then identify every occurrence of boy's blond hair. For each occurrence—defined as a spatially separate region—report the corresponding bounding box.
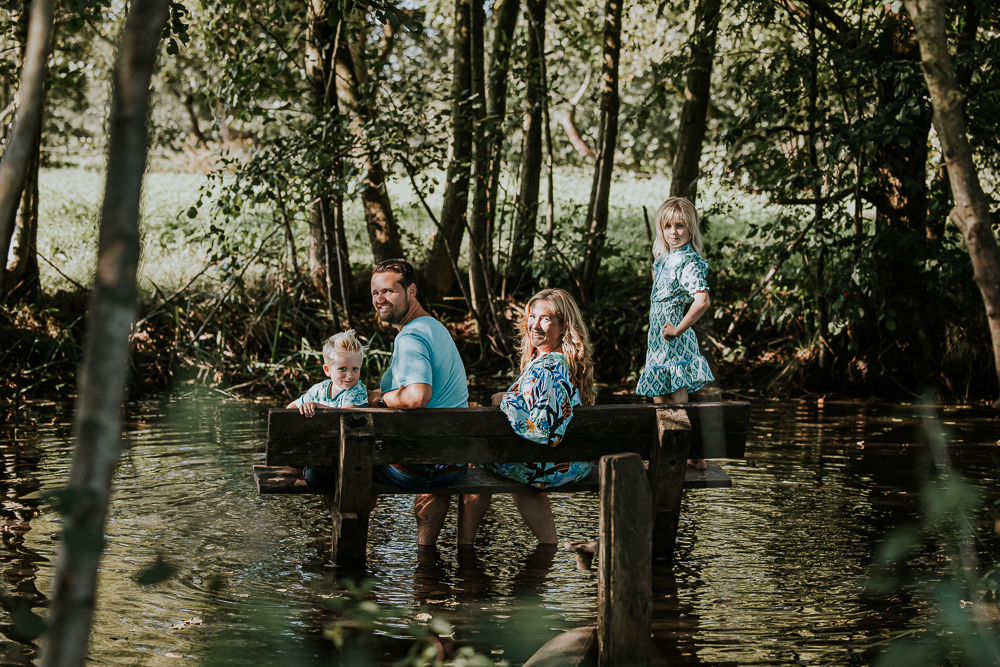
[323,329,364,366]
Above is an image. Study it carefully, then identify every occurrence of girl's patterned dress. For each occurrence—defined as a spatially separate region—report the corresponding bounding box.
[636,243,715,396]
[486,352,593,489]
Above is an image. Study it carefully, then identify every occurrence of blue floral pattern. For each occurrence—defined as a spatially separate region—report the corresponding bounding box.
[486,352,594,489]
[291,380,369,408]
[636,243,715,396]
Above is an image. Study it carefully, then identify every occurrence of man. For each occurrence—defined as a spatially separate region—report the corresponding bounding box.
[369,258,485,545]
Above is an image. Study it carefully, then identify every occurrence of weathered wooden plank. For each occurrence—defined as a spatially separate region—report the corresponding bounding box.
[265,402,749,466]
[253,462,732,495]
[333,413,374,563]
[597,454,652,667]
[649,410,691,561]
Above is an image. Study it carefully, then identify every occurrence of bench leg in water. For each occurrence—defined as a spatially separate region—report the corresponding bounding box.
[649,408,691,562]
[330,413,375,563]
[598,453,652,667]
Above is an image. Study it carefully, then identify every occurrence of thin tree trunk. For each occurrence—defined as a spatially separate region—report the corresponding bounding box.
[479,0,520,292]
[305,0,351,315]
[806,10,829,373]
[905,0,1000,407]
[3,122,40,299]
[668,0,721,201]
[504,0,546,297]
[468,0,490,345]
[422,0,474,300]
[39,1,169,665]
[334,23,403,264]
[0,0,54,287]
[578,0,624,298]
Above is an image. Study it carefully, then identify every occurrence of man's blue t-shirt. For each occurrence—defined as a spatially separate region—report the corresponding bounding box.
[380,316,468,408]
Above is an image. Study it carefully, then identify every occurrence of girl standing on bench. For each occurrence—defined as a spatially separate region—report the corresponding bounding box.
[636,197,715,469]
[466,288,596,544]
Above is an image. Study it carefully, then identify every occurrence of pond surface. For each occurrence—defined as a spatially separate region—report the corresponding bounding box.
[1,395,998,666]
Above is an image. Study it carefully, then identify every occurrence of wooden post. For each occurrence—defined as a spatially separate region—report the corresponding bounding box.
[648,408,691,561]
[597,453,652,667]
[329,412,375,563]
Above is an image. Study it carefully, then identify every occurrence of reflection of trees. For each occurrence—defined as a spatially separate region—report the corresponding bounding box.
[0,422,45,664]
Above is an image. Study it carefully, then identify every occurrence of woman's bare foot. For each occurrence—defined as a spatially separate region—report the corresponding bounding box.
[688,458,707,470]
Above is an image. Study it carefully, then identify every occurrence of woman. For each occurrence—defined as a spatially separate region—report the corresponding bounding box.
[459,288,596,544]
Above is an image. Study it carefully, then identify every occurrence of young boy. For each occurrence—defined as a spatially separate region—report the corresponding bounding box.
[287,330,368,488]
[287,329,368,415]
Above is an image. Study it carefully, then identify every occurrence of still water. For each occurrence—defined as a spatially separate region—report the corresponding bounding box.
[1,395,998,665]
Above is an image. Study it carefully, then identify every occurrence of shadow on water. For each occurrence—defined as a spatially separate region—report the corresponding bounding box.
[0,393,997,665]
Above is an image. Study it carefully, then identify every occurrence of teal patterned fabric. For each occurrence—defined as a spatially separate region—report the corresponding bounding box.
[291,380,369,408]
[486,352,594,489]
[636,243,715,397]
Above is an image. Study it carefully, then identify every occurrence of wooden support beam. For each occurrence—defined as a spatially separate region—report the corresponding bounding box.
[649,408,691,561]
[597,453,652,667]
[331,412,375,563]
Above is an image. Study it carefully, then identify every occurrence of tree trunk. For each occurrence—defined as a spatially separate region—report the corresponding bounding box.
[3,122,40,299]
[0,0,54,287]
[334,21,404,264]
[668,0,721,202]
[468,0,489,339]
[474,0,520,295]
[39,2,169,666]
[905,0,1000,407]
[578,0,624,298]
[504,0,546,297]
[422,0,474,301]
[305,0,351,316]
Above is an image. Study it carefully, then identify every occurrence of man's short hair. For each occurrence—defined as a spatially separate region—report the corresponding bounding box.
[372,258,418,291]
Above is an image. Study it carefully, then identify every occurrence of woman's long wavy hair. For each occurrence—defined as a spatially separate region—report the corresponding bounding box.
[518,288,596,405]
[652,197,704,258]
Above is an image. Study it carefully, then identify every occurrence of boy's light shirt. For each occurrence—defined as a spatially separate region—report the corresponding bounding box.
[291,380,369,408]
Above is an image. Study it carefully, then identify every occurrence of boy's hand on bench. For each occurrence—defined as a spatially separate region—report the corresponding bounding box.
[491,392,505,408]
[298,402,321,417]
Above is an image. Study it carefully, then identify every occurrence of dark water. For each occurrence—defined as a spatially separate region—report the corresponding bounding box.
[1,395,998,665]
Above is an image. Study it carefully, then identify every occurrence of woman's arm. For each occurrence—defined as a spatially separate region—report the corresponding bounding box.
[662,291,711,339]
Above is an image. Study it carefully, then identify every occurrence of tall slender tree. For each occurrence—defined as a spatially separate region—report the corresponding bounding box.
[0,0,53,290]
[668,0,721,202]
[504,0,546,297]
[905,0,1000,407]
[304,0,351,321]
[39,1,169,664]
[578,0,624,298]
[422,0,474,300]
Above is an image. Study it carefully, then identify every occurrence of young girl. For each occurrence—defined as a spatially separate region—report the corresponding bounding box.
[287,329,368,488]
[635,197,715,469]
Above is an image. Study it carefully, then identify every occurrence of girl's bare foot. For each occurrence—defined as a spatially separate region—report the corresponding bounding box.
[688,458,707,470]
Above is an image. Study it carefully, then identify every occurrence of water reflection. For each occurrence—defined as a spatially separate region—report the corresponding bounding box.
[0,395,996,665]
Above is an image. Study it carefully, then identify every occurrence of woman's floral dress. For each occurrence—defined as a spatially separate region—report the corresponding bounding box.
[636,243,715,396]
[486,352,593,489]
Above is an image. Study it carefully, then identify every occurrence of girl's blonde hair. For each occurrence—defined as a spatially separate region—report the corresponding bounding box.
[323,329,364,366]
[517,289,596,405]
[652,197,704,258]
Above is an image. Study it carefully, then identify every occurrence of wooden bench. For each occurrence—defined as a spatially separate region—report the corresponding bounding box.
[252,402,750,564]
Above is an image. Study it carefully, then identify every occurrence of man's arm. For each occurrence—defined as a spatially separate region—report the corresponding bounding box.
[370,384,433,409]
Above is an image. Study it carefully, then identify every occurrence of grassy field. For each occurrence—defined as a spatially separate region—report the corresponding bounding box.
[36,166,775,297]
